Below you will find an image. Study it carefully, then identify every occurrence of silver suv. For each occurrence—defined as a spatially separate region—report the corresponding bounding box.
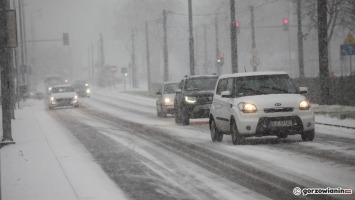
[209,72,315,145]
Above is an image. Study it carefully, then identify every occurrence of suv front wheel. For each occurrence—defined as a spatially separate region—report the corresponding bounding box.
[230,119,244,145]
[175,105,189,125]
[301,129,315,141]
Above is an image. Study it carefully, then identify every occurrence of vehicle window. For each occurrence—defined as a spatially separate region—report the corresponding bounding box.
[225,78,234,93]
[234,74,298,97]
[52,87,75,93]
[163,83,179,94]
[216,78,228,95]
[179,80,184,89]
[185,77,218,91]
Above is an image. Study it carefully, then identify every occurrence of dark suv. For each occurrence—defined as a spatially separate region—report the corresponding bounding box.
[174,75,218,125]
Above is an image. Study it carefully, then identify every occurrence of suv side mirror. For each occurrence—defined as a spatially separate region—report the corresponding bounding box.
[299,87,308,94]
[175,89,182,94]
[221,91,232,98]
[156,91,162,95]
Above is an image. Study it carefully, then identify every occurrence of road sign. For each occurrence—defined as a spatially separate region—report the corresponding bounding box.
[250,56,260,68]
[344,33,355,45]
[110,65,118,72]
[340,44,355,56]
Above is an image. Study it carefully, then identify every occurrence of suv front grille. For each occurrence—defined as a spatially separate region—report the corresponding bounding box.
[197,96,213,104]
[264,107,293,113]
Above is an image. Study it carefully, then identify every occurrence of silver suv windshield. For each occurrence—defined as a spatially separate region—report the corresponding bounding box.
[163,83,179,94]
[235,74,298,97]
[52,86,75,93]
[185,77,218,91]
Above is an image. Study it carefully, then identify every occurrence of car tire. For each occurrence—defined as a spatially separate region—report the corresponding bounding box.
[230,119,244,145]
[301,129,315,141]
[157,106,162,117]
[181,107,190,125]
[161,105,167,118]
[175,106,183,124]
[210,117,223,142]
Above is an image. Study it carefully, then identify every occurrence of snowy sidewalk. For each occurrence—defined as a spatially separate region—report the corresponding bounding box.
[0,100,127,200]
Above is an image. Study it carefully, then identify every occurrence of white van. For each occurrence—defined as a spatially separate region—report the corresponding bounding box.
[209,71,315,145]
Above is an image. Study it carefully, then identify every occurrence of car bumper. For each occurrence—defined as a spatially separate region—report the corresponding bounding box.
[49,99,79,107]
[235,111,315,135]
[186,104,211,119]
[163,105,175,114]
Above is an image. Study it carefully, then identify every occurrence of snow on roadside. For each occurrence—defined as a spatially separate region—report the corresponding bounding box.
[1,100,128,200]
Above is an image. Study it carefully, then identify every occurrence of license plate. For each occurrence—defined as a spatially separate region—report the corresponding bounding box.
[270,120,292,127]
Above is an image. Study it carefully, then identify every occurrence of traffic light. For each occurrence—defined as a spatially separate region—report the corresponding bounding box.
[283,18,289,31]
[217,53,224,66]
[235,21,240,34]
[63,33,69,46]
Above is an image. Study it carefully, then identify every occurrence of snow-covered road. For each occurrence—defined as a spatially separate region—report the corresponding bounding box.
[46,88,355,200]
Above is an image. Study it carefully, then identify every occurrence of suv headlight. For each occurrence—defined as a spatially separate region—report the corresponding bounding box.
[50,96,55,101]
[164,98,172,104]
[185,96,197,104]
[86,89,91,93]
[238,102,257,113]
[299,100,310,110]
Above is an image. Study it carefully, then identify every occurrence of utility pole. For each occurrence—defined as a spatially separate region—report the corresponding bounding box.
[131,30,138,88]
[145,21,151,91]
[91,42,94,81]
[230,0,238,73]
[317,0,330,104]
[163,10,169,81]
[203,24,208,74]
[188,0,195,76]
[215,16,220,74]
[1,0,15,144]
[99,33,105,67]
[297,0,305,78]
[250,6,257,72]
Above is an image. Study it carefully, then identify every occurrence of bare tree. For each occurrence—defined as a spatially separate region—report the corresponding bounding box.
[301,0,355,42]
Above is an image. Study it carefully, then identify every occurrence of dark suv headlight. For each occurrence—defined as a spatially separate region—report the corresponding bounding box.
[185,96,197,104]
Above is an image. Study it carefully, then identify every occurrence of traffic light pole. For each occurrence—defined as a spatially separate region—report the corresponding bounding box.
[215,16,221,75]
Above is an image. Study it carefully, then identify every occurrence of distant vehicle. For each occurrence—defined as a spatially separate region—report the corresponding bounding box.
[28,91,44,100]
[48,84,79,109]
[44,76,64,94]
[72,81,91,97]
[209,71,315,145]
[174,74,219,125]
[156,81,180,117]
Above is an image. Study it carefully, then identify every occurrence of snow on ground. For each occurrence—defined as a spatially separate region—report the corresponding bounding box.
[0,100,128,200]
[85,87,355,190]
[1,87,355,200]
